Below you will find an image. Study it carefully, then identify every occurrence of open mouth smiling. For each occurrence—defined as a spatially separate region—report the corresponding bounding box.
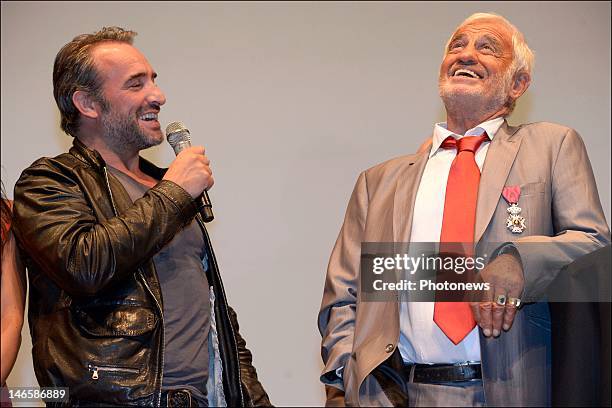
[139,112,159,121]
[452,68,483,79]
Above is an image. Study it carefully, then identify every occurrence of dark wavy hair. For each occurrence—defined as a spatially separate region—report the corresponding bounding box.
[53,26,137,137]
[1,180,11,254]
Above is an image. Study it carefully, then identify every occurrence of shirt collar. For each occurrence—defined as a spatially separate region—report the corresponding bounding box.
[429,116,504,158]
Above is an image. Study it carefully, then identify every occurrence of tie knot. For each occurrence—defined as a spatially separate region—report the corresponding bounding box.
[441,133,489,153]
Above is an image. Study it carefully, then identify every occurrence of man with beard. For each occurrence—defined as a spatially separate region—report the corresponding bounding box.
[318,13,610,406]
[13,27,271,407]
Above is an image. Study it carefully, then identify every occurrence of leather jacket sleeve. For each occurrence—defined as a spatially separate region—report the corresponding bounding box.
[228,306,273,407]
[13,158,198,297]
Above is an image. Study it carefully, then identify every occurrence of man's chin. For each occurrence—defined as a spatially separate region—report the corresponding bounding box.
[151,132,164,146]
[140,129,164,147]
[440,80,482,95]
[439,88,484,107]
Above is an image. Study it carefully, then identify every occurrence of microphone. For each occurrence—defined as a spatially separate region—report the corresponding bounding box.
[165,121,214,223]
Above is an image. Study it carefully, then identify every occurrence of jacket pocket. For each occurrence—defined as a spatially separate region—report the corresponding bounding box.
[74,302,158,337]
[519,181,545,196]
[87,362,141,381]
[517,181,549,235]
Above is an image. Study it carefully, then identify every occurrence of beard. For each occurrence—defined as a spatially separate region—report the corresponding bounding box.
[100,103,162,154]
[439,68,513,114]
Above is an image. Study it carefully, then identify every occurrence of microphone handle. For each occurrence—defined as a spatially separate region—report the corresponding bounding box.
[198,191,214,223]
[172,141,214,223]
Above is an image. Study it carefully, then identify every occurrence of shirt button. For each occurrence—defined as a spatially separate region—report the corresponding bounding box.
[385,344,394,353]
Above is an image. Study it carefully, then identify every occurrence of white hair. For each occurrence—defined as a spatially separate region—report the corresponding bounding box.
[445,12,535,77]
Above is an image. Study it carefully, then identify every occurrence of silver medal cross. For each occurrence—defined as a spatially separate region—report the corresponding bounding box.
[506,203,526,234]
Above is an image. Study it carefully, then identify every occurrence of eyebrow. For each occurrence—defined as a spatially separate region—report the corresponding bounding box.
[448,34,466,48]
[124,71,157,84]
[479,34,502,50]
[448,32,504,53]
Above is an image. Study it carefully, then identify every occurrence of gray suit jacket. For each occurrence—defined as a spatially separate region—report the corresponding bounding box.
[318,121,611,406]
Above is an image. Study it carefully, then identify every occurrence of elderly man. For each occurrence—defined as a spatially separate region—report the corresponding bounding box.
[318,13,610,406]
[13,27,270,406]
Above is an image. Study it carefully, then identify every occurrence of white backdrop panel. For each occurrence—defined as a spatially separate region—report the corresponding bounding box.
[1,2,610,406]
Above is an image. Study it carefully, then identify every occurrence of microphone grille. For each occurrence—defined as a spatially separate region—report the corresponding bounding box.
[165,121,191,148]
[165,121,189,136]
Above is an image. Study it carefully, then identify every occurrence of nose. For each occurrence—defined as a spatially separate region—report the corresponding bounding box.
[148,83,166,108]
[456,44,477,65]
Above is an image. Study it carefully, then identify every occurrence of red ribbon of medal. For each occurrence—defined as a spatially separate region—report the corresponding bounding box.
[502,186,520,205]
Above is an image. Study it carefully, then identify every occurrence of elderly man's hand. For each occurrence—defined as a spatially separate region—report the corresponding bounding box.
[470,253,524,338]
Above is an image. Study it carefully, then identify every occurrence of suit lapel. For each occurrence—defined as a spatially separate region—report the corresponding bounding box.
[393,151,429,242]
[475,121,523,243]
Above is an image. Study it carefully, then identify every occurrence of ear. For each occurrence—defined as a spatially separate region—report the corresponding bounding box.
[72,90,102,119]
[509,71,531,100]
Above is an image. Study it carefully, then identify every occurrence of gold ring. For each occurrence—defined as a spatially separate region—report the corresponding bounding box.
[507,297,521,307]
[495,294,507,306]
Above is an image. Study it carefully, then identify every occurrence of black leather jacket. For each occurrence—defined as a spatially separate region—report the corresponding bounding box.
[13,139,271,407]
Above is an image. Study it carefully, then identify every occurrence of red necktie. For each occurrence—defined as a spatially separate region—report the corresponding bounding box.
[433,133,489,345]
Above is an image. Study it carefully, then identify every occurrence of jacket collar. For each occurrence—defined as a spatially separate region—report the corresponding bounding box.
[69,137,166,180]
[70,137,106,170]
[474,120,523,243]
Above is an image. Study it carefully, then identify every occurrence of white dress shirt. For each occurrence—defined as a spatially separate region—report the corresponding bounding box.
[397,117,504,364]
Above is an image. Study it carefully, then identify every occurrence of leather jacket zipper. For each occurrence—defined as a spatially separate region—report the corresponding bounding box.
[102,166,119,215]
[196,214,244,406]
[88,363,139,380]
[102,165,164,407]
[138,270,165,407]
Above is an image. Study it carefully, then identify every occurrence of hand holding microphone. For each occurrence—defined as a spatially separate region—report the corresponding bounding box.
[163,145,213,197]
[163,122,215,222]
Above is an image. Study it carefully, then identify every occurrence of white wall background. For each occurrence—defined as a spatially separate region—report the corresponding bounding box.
[1,2,610,406]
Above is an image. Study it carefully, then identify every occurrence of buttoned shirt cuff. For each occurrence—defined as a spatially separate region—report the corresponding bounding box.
[494,242,521,259]
[321,366,345,388]
[335,366,344,379]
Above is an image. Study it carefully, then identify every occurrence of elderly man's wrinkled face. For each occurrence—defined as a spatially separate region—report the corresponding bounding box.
[438,18,515,112]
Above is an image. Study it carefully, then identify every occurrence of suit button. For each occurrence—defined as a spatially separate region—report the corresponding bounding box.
[385,344,394,353]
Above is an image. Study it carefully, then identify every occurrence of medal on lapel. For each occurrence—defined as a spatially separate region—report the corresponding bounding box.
[502,186,526,234]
